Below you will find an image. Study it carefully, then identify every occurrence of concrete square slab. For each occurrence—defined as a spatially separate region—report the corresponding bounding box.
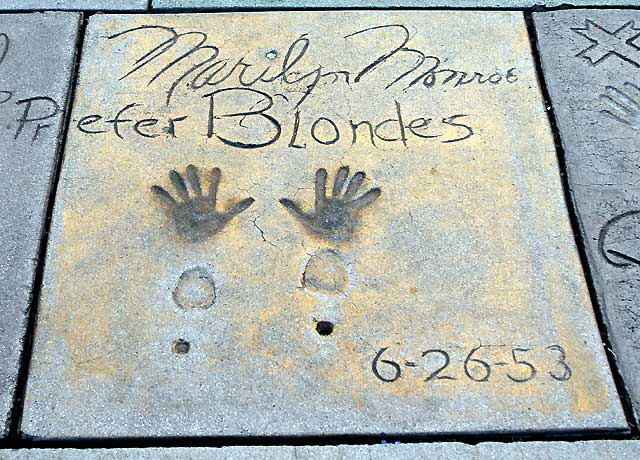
[1,441,640,459]
[0,1,147,11]
[23,10,625,439]
[534,9,640,425]
[151,1,640,12]
[0,12,81,437]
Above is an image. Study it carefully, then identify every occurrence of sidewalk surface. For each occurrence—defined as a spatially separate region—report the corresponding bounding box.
[0,1,639,458]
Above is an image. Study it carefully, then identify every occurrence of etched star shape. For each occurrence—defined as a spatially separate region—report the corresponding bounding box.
[571,20,640,68]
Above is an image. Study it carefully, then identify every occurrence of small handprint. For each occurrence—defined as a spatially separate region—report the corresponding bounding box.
[280,166,381,241]
[601,82,640,128]
[151,165,254,242]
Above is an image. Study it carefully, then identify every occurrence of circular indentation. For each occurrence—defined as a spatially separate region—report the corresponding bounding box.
[316,321,334,336]
[172,339,190,354]
[173,267,216,309]
[265,49,279,60]
[302,249,349,295]
[600,210,640,267]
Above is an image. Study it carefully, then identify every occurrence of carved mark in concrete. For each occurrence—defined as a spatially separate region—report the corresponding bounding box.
[173,266,216,309]
[0,33,8,68]
[599,210,640,267]
[601,81,640,128]
[302,249,349,295]
[571,20,640,68]
[152,165,254,242]
[280,166,381,242]
[172,338,191,354]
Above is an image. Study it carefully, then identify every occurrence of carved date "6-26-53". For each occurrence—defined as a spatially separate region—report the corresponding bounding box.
[372,344,572,384]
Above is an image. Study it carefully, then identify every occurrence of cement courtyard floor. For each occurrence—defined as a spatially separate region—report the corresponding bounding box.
[0,1,640,458]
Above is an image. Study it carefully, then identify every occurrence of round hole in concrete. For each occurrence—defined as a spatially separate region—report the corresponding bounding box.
[265,49,279,60]
[172,339,190,354]
[316,321,334,336]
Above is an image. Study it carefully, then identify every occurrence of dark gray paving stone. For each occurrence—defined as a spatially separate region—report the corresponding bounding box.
[0,12,81,437]
[534,9,640,424]
[0,1,146,11]
[1,441,640,459]
[152,1,640,11]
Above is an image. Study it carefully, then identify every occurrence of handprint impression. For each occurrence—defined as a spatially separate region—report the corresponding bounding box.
[280,166,381,241]
[152,165,254,242]
[601,82,640,128]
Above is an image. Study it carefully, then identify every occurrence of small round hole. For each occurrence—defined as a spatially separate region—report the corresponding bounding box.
[316,321,334,336]
[265,49,279,60]
[172,339,190,354]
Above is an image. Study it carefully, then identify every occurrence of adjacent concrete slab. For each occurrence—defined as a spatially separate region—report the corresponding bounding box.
[2,441,640,459]
[0,12,81,437]
[534,9,640,425]
[23,10,625,439]
[152,1,640,11]
[0,1,146,11]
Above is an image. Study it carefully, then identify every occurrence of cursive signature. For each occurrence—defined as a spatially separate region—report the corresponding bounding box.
[108,24,518,107]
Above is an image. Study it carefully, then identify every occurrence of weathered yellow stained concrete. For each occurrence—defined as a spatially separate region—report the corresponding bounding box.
[23,11,626,438]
